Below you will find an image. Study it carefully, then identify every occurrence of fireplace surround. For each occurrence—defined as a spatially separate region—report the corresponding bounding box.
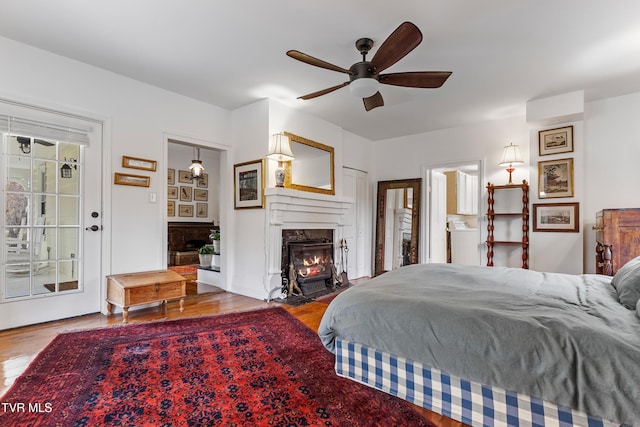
[264,188,351,300]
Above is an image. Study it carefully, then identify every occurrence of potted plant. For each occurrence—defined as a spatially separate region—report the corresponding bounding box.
[197,245,214,267]
[210,229,221,254]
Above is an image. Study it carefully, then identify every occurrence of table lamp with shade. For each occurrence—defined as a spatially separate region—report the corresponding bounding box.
[499,143,524,185]
[266,133,295,187]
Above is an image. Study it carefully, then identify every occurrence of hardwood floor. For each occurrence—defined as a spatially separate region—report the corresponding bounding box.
[0,287,466,427]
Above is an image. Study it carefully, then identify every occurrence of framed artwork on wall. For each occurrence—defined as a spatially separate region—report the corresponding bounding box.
[538,126,573,156]
[196,203,208,218]
[538,158,574,198]
[533,202,579,232]
[167,186,178,199]
[234,159,265,209]
[114,172,150,187]
[197,173,209,188]
[178,170,192,183]
[122,155,157,171]
[167,201,175,217]
[167,168,175,185]
[194,189,208,201]
[179,186,192,202]
[178,204,193,217]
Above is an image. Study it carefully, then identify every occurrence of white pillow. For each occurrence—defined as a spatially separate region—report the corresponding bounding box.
[611,256,640,309]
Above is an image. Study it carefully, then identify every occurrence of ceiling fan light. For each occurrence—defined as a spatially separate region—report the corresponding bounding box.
[349,78,380,98]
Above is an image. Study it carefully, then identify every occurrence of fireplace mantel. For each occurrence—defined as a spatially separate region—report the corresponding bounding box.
[264,187,352,299]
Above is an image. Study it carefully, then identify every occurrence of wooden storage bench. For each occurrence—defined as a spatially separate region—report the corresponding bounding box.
[106,270,186,323]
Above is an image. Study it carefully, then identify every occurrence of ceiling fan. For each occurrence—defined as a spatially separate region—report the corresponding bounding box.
[286,21,452,112]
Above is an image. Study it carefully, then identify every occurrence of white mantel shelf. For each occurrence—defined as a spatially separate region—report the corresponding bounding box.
[263,187,353,300]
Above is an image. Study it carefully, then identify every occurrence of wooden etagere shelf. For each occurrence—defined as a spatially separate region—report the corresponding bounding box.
[486,180,529,269]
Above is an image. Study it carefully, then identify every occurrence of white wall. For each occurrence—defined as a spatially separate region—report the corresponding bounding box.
[372,116,530,267]
[373,117,529,185]
[583,92,640,273]
[342,130,373,173]
[373,91,640,275]
[228,100,270,299]
[528,121,584,274]
[6,31,638,307]
[227,99,373,299]
[0,37,231,287]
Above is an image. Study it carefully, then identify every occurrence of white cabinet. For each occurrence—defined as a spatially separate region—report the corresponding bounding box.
[446,171,478,215]
[450,229,480,265]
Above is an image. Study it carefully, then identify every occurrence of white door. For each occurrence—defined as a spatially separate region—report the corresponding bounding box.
[354,170,369,278]
[342,168,356,277]
[342,167,371,279]
[429,171,447,263]
[1,111,102,330]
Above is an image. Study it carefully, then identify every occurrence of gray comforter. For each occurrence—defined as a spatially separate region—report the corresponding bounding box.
[318,263,640,425]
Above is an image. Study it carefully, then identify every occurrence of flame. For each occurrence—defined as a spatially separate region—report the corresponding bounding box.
[297,254,329,278]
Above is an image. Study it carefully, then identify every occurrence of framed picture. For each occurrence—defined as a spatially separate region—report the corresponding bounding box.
[533,202,579,232]
[234,159,265,209]
[122,155,157,171]
[539,126,573,156]
[167,168,175,185]
[167,186,178,199]
[178,170,192,183]
[114,172,150,187]
[194,189,208,201]
[538,158,574,198]
[196,202,208,218]
[178,204,193,217]
[197,172,209,188]
[179,186,192,202]
[167,201,175,217]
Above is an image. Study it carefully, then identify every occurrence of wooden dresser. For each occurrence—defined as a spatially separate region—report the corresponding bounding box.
[107,270,186,323]
[595,208,640,275]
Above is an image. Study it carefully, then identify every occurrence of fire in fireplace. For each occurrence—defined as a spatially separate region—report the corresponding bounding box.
[289,242,333,283]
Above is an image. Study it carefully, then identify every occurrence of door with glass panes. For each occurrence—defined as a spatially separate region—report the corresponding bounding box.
[1,114,102,330]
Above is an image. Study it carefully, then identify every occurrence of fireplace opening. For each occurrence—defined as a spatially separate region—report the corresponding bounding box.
[289,242,333,283]
[281,229,336,298]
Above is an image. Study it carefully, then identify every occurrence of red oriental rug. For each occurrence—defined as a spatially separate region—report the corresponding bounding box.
[0,307,434,427]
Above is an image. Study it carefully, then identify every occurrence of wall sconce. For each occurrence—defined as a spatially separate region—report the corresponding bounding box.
[189,147,204,179]
[60,158,77,179]
[266,133,295,187]
[17,136,31,154]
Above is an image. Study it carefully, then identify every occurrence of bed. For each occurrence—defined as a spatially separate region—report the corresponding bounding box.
[318,262,640,427]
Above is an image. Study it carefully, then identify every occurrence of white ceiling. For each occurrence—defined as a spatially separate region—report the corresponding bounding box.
[1,0,640,141]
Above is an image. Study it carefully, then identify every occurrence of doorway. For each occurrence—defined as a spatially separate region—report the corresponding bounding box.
[1,106,103,330]
[423,161,482,266]
[164,136,227,294]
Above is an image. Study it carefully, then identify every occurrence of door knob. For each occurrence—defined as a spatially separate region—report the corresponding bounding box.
[85,225,100,231]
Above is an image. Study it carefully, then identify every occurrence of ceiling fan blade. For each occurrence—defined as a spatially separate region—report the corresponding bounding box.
[287,50,352,74]
[363,92,384,111]
[380,71,452,88]
[369,22,423,73]
[298,82,350,100]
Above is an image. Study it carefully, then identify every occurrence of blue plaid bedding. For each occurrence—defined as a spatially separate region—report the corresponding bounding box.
[335,339,631,427]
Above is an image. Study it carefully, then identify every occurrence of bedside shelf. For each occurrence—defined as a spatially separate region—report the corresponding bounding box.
[486,180,529,269]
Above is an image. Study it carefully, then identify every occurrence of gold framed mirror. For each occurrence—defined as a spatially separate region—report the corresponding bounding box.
[283,132,335,195]
[374,178,421,276]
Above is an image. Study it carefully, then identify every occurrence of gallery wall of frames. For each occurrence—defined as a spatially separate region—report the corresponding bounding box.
[165,143,220,224]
